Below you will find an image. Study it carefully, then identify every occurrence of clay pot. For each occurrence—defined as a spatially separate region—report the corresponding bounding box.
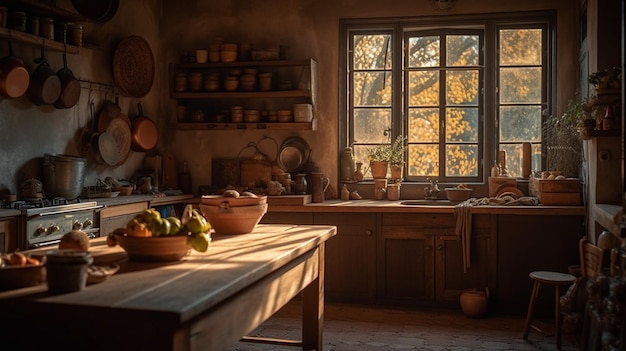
[460,287,489,318]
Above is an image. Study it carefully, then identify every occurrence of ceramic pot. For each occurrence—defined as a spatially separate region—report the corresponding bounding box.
[460,287,489,318]
[370,161,388,179]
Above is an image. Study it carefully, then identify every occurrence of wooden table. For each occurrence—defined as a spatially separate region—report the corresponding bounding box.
[0,224,336,351]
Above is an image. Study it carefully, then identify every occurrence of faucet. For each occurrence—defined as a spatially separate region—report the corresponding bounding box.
[424,178,440,200]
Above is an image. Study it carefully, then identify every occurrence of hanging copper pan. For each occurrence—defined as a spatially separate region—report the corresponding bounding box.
[0,36,29,99]
[131,102,158,152]
[71,0,119,22]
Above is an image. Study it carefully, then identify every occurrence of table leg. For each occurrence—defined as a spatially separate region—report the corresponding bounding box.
[302,243,325,350]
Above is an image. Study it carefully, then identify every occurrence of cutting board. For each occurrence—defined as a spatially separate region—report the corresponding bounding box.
[161,151,178,190]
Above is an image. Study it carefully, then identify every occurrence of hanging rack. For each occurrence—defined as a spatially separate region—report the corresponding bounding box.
[78,79,115,93]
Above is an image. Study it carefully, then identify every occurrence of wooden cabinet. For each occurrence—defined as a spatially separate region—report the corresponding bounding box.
[169,59,317,130]
[380,213,496,305]
[0,218,17,254]
[98,202,149,237]
[496,214,585,315]
[314,213,377,303]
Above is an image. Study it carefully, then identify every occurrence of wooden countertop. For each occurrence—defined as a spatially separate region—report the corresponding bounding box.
[0,224,337,350]
[266,199,586,215]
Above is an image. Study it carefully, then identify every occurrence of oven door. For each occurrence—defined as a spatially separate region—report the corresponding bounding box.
[26,208,100,249]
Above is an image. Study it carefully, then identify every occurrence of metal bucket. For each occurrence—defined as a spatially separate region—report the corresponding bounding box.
[42,154,87,199]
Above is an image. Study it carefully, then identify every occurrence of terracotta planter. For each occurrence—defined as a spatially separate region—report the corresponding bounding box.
[370,161,388,179]
[390,164,403,180]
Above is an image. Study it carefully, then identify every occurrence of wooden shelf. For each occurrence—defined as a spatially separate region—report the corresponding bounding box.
[592,203,624,237]
[175,59,315,69]
[0,27,79,53]
[176,119,317,131]
[171,89,312,100]
[0,0,85,21]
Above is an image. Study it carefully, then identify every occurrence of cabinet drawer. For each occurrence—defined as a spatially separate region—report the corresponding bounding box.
[382,213,455,228]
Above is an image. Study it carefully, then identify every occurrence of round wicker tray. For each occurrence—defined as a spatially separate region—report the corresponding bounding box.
[113,36,155,97]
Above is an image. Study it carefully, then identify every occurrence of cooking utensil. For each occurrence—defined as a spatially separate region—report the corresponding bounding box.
[42,154,87,199]
[97,98,121,133]
[0,35,29,99]
[54,46,80,109]
[27,45,61,105]
[113,36,154,97]
[91,130,119,166]
[277,136,310,173]
[131,102,158,152]
[71,0,119,22]
[106,116,131,166]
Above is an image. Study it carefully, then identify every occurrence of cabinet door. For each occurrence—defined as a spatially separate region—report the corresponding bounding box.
[0,218,17,253]
[314,213,376,303]
[435,214,496,304]
[435,215,497,303]
[380,226,435,303]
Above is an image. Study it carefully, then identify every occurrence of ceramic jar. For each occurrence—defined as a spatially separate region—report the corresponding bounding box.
[292,173,307,195]
[460,287,489,318]
[310,172,329,203]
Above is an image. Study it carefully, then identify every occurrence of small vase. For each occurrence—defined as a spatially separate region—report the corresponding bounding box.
[370,161,388,179]
[354,162,364,182]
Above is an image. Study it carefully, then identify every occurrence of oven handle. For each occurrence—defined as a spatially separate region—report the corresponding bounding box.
[26,206,103,221]
[29,231,99,248]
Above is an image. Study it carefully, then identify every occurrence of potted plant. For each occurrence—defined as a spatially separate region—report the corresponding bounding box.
[367,136,407,179]
[389,136,407,180]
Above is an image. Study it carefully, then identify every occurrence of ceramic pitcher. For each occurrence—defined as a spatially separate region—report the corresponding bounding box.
[310,172,330,203]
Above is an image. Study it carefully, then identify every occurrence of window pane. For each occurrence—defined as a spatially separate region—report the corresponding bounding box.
[446,70,479,105]
[354,72,392,106]
[499,106,542,142]
[446,108,478,142]
[446,145,478,176]
[446,35,479,66]
[353,34,392,70]
[499,29,542,66]
[499,67,542,103]
[408,144,439,176]
[408,108,439,142]
[354,108,391,143]
[408,71,439,106]
[407,36,440,67]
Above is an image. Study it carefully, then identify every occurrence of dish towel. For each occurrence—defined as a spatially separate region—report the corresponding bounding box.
[454,196,540,273]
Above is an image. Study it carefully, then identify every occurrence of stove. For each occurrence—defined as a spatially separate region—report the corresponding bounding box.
[4,199,103,250]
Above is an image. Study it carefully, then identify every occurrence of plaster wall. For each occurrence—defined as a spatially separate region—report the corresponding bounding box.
[0,0,580,198]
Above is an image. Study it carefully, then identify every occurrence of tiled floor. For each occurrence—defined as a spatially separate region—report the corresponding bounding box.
[231,300,579,351]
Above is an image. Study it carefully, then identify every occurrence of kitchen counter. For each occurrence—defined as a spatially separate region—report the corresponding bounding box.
[265,199,586,215]
[93,193,194,207]
[0,224,336,350]
[0,209,20,218]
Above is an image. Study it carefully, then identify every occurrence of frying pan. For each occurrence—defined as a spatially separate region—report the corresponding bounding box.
[27,45,61,105]
[54,48,80,109]
[71,0,119,22]
[0,36,29,99]
[131,102,158,152]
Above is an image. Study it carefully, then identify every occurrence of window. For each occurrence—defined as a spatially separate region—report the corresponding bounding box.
[341,13,554,182]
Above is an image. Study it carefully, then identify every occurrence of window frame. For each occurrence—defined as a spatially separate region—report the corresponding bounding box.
[339,11,556,184]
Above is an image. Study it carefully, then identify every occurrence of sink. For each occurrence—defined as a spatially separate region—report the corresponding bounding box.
[400,200,458,206]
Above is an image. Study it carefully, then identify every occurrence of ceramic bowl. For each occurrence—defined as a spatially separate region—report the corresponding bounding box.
[0,261,46,291]
[445,188,472,202]
[110,234,191,262]
[199,203,267,235]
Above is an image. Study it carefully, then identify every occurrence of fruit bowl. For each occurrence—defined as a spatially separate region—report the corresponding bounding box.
[201,195,267,207]
[0,262,46,291]
[199,203,267,235]
[445,187,473,202]
[109,233,194,262]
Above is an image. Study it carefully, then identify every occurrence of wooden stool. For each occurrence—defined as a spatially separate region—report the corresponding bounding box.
[522,271,576,350]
